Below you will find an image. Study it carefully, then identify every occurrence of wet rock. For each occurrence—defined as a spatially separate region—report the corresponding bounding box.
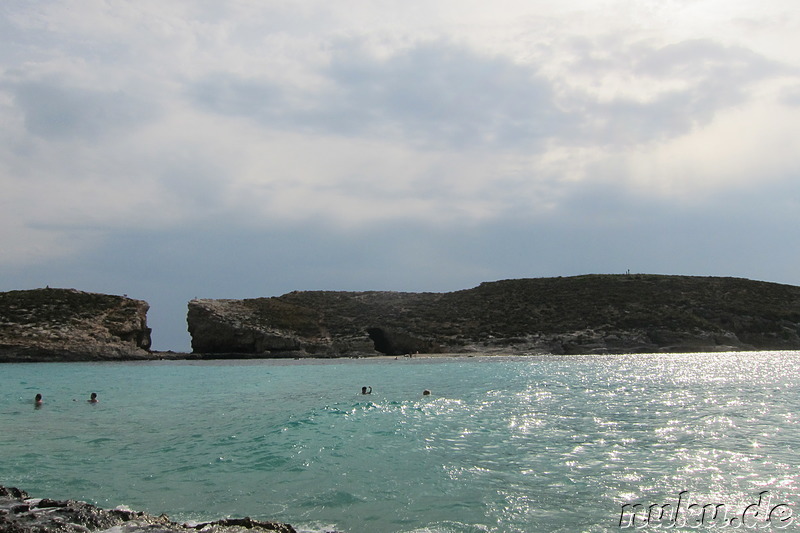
[0,486,296,533]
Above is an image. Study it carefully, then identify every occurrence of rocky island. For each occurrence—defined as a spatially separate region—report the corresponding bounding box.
[187,274,800,357]
[0,288,154,362]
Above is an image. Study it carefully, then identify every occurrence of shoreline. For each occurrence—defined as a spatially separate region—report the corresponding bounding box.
[4,347,798,365]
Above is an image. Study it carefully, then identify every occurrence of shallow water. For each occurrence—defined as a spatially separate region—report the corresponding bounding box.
[1,352,799,532]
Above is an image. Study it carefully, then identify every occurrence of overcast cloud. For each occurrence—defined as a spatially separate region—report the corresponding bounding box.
[1,0,799,351]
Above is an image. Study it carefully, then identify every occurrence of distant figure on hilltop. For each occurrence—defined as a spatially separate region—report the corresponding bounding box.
[361,386,372,395]
[88,393,98,403]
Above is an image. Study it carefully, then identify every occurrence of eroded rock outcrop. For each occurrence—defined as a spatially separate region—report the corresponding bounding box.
[187,275,800,357]
[0,486,297,533]
[0,288,153,362]
[186,296,378,357]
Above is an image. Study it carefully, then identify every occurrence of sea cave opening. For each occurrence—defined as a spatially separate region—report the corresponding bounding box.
[367,327,395,355]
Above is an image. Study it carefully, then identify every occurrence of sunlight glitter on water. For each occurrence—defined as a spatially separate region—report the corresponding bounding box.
[2,352,800,532]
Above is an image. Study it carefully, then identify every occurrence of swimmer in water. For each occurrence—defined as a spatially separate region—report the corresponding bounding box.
[361,386,372,395]
[88,392,98,403]
[422,389,431,396]
[34,393,43,406]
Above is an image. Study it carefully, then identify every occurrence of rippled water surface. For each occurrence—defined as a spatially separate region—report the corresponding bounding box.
[2,352,800,532]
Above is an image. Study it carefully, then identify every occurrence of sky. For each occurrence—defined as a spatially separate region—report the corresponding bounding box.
[1,0,799,352]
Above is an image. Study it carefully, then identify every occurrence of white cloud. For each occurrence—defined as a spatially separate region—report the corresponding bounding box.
[623,93,800,199]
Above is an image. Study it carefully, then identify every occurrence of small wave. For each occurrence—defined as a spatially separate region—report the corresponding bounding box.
[86,437,115,444]
[292,521,346,533]
[321,404,349,416]
[299,489,364,508]
[398,521,492,533]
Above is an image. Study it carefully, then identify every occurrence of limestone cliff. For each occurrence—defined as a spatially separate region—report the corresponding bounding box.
[0,288,153,362]
[186,275,800,357]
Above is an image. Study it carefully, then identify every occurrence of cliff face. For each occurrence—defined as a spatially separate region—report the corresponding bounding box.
[0,288,153,362]
[186,275,800,357]
[187,296,376,356]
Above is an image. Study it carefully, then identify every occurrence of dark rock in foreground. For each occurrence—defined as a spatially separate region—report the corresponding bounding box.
[0,288,154,362]
[187,275,800,357]
[0,486,297,533]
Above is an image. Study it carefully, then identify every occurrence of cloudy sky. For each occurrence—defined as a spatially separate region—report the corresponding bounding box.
[2,1,799,351]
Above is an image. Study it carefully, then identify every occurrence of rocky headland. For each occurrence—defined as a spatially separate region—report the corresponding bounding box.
[3,275,800,362]
[0,288,154,362]
[0,486,297,533]
[187,274,800,357]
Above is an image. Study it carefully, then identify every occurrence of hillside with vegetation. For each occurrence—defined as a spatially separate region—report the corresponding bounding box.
[187,274,800,356]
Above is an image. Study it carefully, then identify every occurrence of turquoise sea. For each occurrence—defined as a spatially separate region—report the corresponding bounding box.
[1,352,799,532]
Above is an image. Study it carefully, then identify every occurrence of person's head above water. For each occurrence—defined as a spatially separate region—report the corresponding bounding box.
[34,393,42,404]
[422,389,431,396]
[361,386,372,394]
[88,393,98,403]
